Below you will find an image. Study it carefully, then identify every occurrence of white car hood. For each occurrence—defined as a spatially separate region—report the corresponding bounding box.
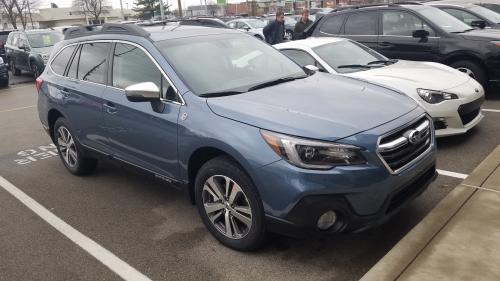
[347,60,471,92]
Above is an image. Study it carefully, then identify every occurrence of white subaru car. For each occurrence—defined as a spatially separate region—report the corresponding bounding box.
[227,19,266,40]
[275,38,485,137]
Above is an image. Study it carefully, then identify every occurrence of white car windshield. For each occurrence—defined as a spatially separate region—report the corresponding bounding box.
[469,5,500,24]
[156,34,305,95]
[314,41,388,73]
[415,6,473,33]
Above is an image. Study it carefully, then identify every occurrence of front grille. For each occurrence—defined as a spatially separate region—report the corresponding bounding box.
[458,97,484,125]
[378,116,432,173]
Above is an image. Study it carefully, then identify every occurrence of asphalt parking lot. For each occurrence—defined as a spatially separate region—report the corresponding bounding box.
[0,81,499,281]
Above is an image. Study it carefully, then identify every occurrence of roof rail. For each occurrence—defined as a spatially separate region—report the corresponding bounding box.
[390,1,424,5]
[64,23,150,40]
[330,1,422,12]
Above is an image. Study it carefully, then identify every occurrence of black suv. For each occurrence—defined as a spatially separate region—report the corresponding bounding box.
[5,29,63,77]
[0,30,12,63]
[305,3,500,88]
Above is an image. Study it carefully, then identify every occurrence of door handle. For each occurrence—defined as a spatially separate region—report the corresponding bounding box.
[379,42,394,48]
[60,89,69,97]
[103,102,117,114]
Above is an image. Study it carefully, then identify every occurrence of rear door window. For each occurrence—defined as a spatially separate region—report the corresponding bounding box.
[319,15,345,34]
[67,45,81,79]
[50,45,77,76]
[344,12,378,35]
[77,42,110,84]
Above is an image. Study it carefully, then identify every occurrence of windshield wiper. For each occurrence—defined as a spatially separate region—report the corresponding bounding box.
[247,76,306,92]
[451,28,475,33]
[337,64,371,69]
[199,90,246,97]
[367,59,398,66]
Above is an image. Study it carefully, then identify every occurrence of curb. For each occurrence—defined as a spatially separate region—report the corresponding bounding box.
[360,144,500,281]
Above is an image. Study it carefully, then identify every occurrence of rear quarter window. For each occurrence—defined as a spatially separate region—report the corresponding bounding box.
[50,45,77,75]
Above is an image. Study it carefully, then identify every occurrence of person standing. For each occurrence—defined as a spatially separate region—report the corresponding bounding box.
[293,9,313,40]
[263,11,285,45]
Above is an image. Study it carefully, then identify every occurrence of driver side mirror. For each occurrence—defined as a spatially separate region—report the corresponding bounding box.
[19,43,28,51]
[241,26,250,31]
[471,20,486,29]
[125,82,160,102]
[303,65,319,76]
[412,29,430,39]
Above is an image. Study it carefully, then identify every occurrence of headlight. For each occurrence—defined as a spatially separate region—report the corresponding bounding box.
[417,88,458,104]
[260,130,366,170]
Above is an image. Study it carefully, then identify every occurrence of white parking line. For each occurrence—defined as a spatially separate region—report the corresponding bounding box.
[482,109,500,113]
[0,105,35,113]
[0,176,152,281]
[436,169,468,179]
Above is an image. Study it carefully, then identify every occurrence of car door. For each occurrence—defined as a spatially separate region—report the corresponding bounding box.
[378,10,440,61]
[340,11,379,50]
[102,42,181,179]
[17,34,31,70]
[54,42,112,154]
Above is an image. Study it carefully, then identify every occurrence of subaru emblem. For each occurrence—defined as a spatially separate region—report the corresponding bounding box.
[407,130,421,145]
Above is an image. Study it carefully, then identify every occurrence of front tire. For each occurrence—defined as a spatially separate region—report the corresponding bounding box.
[53,117,98,175]
[31,62,41,78]
[450,60,487,88]
[195,156,266,251]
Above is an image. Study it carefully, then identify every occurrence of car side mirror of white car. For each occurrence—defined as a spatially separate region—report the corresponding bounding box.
[303,65,319,76]
[125,82,161,102]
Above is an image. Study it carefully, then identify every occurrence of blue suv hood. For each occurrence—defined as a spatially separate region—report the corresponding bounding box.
[207,74,418,141]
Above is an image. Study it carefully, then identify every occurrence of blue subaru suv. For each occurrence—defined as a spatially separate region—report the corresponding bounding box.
[36,24,436,250]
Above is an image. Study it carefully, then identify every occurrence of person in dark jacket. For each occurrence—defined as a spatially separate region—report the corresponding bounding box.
[293,9,313,40]
[263,11,285,45]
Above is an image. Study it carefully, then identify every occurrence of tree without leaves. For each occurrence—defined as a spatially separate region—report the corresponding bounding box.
[0,0,19,29]
[73,0,110,24]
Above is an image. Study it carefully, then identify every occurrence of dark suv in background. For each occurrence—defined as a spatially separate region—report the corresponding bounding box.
[306,3,500,89]
[5,29,63,77]
[0,30,12,63]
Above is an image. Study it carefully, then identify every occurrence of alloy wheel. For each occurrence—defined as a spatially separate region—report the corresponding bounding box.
[57,126,78,168]
[202,175,252,239]
[457,67,476,79]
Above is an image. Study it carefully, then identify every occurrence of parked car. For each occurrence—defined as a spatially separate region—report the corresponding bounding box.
[178,18,229,28]
[0,57,8,87]
[426,2,500,29]
[276,37,484,137]
[480,3,500,14]
[0,30,12,63]
[37,23,436,250]
[5,29,63,77]
[227,18,266,40]
[305,3,500,89]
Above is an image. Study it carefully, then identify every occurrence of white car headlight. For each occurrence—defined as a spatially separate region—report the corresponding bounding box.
[261,130,366,170]
[417,88,458,104]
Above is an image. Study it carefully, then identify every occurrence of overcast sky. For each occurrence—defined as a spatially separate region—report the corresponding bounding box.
[40,0,243,12]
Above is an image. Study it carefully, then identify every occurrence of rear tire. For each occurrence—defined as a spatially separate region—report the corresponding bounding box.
[53,117,98,175]
[450,60,487,88]
[0,77,8,87]
[195,156,266,251]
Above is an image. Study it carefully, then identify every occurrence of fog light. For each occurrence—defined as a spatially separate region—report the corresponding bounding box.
[317,210,337,230]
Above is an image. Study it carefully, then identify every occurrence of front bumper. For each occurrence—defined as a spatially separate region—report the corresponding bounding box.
[424,82,485,137]
[266,164,437,237]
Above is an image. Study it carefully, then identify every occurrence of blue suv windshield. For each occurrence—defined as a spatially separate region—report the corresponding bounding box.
[155,34,305,95]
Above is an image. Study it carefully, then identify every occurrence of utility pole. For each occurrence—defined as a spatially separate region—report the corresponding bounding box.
[177,0,183,17]
[160,0,165,20]
[27,0,34,29]
[119,0,125,20]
